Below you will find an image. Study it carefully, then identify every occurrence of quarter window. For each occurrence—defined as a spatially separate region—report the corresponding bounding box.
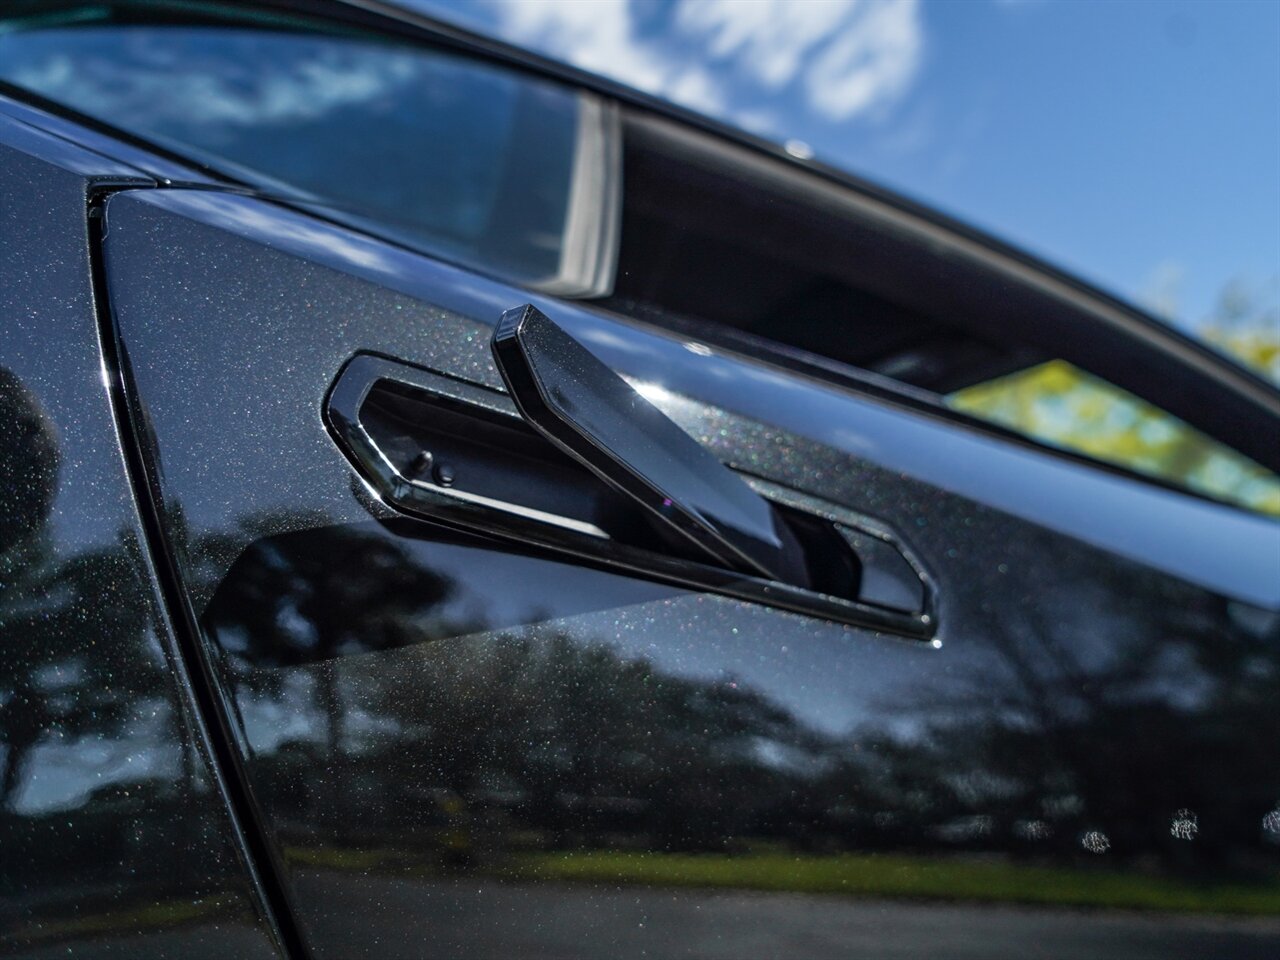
[949,360,1280,516]
[0,11,619,294]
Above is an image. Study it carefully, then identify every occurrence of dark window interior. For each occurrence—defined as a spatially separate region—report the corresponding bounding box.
[604,114,1045,395]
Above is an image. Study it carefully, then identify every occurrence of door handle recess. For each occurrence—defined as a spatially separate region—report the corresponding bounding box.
[324,310,937,640]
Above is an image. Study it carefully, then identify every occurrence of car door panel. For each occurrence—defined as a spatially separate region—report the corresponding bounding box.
[0,118,283,959]
[101,190,1279,610]
[100,188,1280,958]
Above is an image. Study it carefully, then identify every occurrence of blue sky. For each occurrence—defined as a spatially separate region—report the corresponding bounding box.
[402,0,1279,337]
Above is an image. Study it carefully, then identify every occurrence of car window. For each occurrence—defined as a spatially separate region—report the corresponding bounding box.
[949,360,1280,516]
[601,113,1280,518]
[0,13,618,294]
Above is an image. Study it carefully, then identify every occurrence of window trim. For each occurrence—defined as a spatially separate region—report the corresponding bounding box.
[539,94,621,299]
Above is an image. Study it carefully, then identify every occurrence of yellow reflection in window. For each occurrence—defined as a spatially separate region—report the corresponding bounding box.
[949,360,1280,517]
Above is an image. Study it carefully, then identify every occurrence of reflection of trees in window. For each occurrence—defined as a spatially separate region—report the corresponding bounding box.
[950,360,1280,515]
[949,284,1280,516]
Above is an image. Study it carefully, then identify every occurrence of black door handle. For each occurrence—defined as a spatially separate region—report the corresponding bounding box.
[491,304,807,585]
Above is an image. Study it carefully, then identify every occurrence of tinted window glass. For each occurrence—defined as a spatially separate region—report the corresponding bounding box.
[0,23,585,286]
[950,360,1280,516]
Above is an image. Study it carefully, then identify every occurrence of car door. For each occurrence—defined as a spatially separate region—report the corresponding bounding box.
[7,5,1277,960]
[95,201,1280,960]
[97,184,1280,959]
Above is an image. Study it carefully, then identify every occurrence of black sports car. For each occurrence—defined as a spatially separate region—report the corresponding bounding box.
[1,2,1278,958]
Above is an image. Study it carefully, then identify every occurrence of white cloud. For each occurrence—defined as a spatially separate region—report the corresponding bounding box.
[802,0,923,119]
[488,0,727,116]
[483,0,924,128]
[675,0,850,91]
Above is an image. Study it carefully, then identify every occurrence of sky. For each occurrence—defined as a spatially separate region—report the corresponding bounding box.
[399,0,1280,337]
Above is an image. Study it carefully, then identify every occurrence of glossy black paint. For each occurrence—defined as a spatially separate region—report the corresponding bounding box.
[97,186,1280,957]
[0,9,1276,954]
[0,118,282,957]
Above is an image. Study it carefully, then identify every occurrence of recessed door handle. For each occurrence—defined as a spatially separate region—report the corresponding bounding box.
[325,329,937,639]
[491,304,808,586]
